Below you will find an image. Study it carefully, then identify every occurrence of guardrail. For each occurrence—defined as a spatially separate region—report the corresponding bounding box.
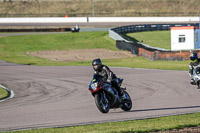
[109,23,199,49]
[109,23,200,60]
[110,23,199,36]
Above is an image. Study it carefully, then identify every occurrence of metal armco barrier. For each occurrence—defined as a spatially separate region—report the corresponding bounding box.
[110,23,199,35]
[110,23,200,60]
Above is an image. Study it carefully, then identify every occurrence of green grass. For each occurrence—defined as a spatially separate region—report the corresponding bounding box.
[0,87,8,99]
[0,31,116,65]
[0,31,190,70]
[104,57,189,71]
[0,32,116,52]
[125,30,171,49]
[4,112,200,133]
[0,31,195,133]
[18,57,189,71]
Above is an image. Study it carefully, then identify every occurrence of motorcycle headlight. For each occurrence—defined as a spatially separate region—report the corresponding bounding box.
[91,83,97,90]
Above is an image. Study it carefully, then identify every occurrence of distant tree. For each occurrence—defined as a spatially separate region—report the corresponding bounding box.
[35,0,41,16]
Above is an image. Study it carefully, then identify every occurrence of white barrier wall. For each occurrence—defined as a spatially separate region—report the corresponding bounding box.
[0,17,199,23]
[88,17,199,23]
[0,17,88,23]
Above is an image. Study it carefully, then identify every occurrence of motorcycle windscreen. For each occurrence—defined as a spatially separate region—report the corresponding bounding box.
[92,74,103,83]
[195,67,200,75]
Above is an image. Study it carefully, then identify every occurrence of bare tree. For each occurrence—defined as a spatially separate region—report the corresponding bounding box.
[35,0,41,16]
[91,0,94,17]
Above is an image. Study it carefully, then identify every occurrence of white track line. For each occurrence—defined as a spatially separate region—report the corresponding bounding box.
[0,84,14,102]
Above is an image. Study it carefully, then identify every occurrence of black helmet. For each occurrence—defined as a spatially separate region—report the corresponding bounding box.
[190,52,198,61]
[92,58,102,71]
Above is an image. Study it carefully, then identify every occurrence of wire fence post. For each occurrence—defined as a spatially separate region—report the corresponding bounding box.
[146,0,149,16]
[91,0,95,17]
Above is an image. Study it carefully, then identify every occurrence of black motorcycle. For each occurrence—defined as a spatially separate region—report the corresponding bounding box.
[88,74,132,113]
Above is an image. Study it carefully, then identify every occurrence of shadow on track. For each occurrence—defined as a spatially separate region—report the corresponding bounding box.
[131,105,200,112]
[112,106,200,114]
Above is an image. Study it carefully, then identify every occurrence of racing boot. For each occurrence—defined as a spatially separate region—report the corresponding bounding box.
[197,82,200,89]
[113,78,125,99]
[119,87,126,100]
[191,79,196,85]
[190,77,196,85]
[118,87,124,96]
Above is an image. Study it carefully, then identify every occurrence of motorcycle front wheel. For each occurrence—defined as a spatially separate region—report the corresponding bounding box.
[95,93,110,113]
[121,91,132,111]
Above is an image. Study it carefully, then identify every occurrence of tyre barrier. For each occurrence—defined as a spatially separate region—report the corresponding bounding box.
[0,28,71,32]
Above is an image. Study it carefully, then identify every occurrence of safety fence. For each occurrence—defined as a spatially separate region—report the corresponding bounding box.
[110,23,199,37]
[0,17,198,23]
[109,23,200,60]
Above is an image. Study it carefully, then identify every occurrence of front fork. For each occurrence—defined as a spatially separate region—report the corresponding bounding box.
[101,91,109,105]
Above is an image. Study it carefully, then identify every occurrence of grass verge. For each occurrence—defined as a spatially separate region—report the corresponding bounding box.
[4,112,200,133]
[125,30,171,49]
[0,31,116,64]
[0,87,8,99]
[15,57,190,71]
[0,31,189,70]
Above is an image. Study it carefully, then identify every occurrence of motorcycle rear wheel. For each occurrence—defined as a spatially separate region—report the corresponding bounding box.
[121,91,132,111]
[95,93,110,113]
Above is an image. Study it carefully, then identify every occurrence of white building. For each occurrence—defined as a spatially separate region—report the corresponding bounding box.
[171,26,200,51]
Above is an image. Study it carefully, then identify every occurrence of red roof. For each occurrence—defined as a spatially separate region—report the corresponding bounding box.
[171,26,195,30]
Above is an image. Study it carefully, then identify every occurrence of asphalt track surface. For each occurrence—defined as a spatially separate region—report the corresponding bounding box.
[1,61,200,132]
[0,22,200,132]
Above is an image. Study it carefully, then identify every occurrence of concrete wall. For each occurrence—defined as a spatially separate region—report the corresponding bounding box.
[116,39,200,61]
[89,17,199,23]
[0,17,199,23]
[0,17,88,23]
[138,48,192,60]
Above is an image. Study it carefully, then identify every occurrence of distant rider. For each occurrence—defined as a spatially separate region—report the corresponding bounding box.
[75,24,79,31]
[189,52,200,85]
[92,58,125,97]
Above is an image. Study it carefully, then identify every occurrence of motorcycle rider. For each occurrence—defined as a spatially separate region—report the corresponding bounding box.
[92,58,125,97]
[189,52,200,86]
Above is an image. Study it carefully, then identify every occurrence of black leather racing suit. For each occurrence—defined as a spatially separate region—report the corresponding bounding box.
[94,65,123,95]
